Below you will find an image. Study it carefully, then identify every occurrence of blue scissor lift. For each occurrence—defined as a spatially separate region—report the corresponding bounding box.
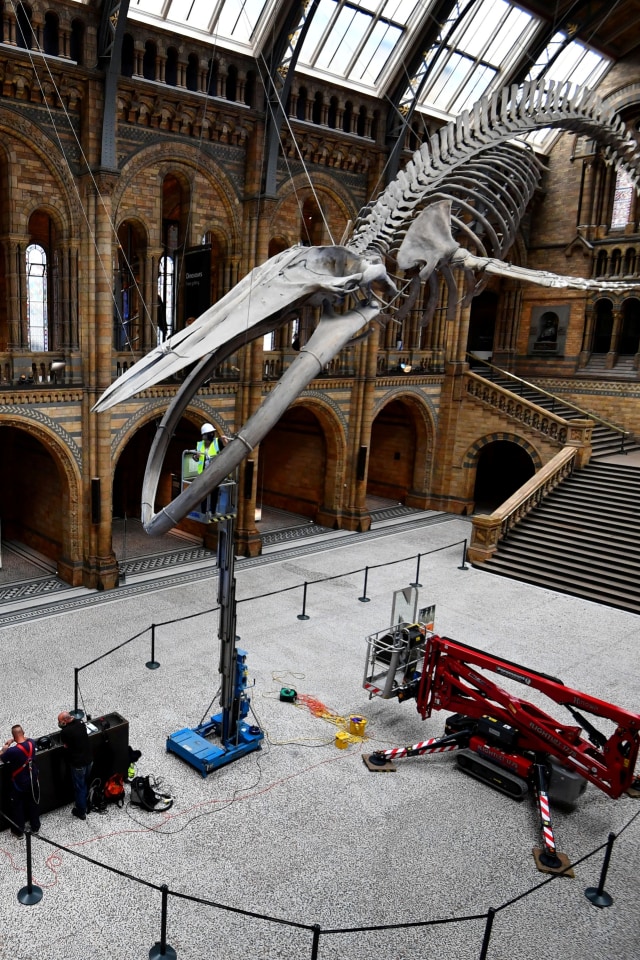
[166,462,263,776]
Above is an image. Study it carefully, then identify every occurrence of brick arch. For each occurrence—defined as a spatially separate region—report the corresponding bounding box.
[600,82,640,113]
[463,433,542,470]
[112,143,242,251]
[111,399,231,465]
[288,394,349,514]
[372,390,437,501]
[0,411,82,571]
[272,171,360,245]
[115,214,150,247]
[0,109,82,236]
[25,201,68,239]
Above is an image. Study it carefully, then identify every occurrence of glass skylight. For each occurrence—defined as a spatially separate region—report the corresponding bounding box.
[416,0,538,117]
[524,33,610,148]
[127,0,273,50]
[69,0,611,132]
[296,0,420,91]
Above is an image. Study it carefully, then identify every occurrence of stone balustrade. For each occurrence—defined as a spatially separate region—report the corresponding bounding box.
[467,447,577,562]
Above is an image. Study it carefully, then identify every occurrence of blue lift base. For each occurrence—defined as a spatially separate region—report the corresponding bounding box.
[166,716,264,778]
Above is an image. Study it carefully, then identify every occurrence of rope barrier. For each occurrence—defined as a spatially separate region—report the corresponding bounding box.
[72,538,469,687]
[12,786,638,957]
[52,533,639,955]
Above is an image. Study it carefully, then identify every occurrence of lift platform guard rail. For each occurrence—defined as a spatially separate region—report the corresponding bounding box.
[362,617,640,873]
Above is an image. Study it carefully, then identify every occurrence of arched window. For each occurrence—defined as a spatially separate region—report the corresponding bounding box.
[165,47,178,86]
[70,19,84,65]
[225,65,237,101]
[43,11,59,56]
[158,256,174,344]
[343,101,353,134]
[186,54,199,92]
[620,298,640,355]
[16,3,33,49]
[312,92,323,125]
[357,106,367,137]
[121,33,134,77]
[143,41,156,82]
[296,87,308,121]
[595,249,608,277]
[26,244,48,351]
[624,247,636,276]
[611,248,622,276]
[611,169,634,229]
[207,59,218,96]
[245,69,256,107]
[328,96,338,128]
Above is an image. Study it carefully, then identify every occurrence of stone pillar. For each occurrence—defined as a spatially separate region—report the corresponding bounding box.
[146,246,163,350]
[82,177,119,590]
[333,324,378,531]
[606,305,622,367]
[235,338,263,557]
[3,5,16,44]
[2,235,27,349]
[579,300,596,366]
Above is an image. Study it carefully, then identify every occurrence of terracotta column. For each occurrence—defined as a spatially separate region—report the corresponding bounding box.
[82,177,119,589]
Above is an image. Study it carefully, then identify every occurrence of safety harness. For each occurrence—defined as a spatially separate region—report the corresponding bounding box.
[11,740,34,780]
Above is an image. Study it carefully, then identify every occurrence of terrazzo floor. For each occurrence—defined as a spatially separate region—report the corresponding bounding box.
[0,510,638,960]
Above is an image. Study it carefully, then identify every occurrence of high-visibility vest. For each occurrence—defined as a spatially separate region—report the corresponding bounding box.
[196,437,220,473]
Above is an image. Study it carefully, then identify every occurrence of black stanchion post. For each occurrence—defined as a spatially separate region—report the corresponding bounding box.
[410,553,422,588]
[585,832,616,908]
[458,539,469,570]
[297,582,310,621]
[478,907,496,960]
[17,830,43,906]
[149,884,177,960]
[146,624,160,670]
[70,668,83,719]
[310,923,321,960]
[359,567,371,602]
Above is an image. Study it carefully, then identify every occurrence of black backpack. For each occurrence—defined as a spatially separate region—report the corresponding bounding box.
[87,773,125,813]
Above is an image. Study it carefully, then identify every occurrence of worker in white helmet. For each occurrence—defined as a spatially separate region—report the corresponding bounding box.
[195,422,224,474]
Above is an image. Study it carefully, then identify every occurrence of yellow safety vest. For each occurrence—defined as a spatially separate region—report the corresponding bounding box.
[196,437,219,473]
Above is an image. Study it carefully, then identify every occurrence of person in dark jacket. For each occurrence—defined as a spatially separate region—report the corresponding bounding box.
[57,712,92,820]
[0,724,40,837]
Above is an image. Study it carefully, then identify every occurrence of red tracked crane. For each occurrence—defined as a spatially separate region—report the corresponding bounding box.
[363,626,640,873]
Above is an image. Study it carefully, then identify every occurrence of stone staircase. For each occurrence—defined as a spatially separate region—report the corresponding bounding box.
[472,460,640,614]
[469,363,640,613]
[582,353,638,379]
[476,365,639,458]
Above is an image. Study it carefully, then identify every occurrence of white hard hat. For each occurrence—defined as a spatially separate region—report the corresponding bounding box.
[201,422,215,435]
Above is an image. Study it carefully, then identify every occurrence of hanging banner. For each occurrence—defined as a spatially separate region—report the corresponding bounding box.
[183,245,211,323]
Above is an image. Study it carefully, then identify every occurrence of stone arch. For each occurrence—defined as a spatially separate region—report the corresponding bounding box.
[371,389,436,503]
[272,171,361,247]
[110,399,232,522]
[111,399,230,465]
[257,393,347,522]
[292,393,348,515]
[463,432,542,470]
[462,432,541,508]
[112,143,242,254]
[0,410,83,578]
[0,109,82,236]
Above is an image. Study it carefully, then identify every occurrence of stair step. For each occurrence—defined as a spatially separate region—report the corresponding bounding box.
[476,560,640,613]
[529,500,640,530]
[506,523,640,553]
[493,543,639,580]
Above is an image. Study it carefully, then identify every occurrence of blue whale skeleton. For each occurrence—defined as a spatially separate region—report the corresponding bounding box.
[94,80,640,536]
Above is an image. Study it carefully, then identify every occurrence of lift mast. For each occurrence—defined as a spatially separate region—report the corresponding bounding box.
[166,474,263,776]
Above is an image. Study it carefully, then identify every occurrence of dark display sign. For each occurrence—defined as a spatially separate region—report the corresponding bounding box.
[183,245,211,323]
